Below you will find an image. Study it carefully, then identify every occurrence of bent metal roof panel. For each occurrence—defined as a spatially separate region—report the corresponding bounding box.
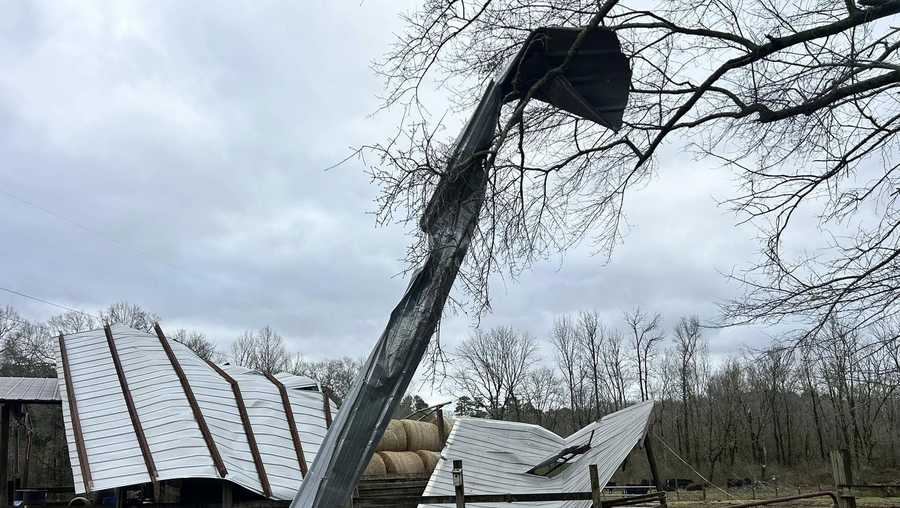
[54,323,336,500]
[419,400,655,508]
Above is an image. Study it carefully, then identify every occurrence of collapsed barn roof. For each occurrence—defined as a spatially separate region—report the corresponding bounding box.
[419,400,655,508]
[54,323,336,500]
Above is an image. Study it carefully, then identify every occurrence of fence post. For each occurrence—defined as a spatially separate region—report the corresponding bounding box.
[831,449,857,508]
[453,459,465,508]
[589,464,602,508]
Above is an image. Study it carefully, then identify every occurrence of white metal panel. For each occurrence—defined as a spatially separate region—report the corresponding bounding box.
[420,400,655,508]
[112,326,219,481]
[56,328,151,493]
[55,324,337,500]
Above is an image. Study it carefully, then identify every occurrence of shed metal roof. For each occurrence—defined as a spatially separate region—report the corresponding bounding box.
[0,376,60,403]
[419,400,655,508]
[54,323,336,500]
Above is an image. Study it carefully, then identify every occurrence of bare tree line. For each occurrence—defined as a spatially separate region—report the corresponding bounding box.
[449,309,900,481]
[0,301,366,489]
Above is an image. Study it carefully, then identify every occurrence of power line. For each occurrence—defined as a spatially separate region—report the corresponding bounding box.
[0,186,286,320]
[0,285,93,317]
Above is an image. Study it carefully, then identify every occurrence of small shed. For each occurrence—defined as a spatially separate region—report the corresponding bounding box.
[0,376,62,504]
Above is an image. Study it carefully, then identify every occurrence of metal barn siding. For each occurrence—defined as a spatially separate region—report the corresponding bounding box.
[419,401,655,508]
[55,324,337,500]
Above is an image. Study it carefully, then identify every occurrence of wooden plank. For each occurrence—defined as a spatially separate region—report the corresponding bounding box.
[57,334,92,492]
[322,391,333,428]
[263,373,308,477]
[153,323,227,478]
[202,359,272,498]
[104,325,159,497]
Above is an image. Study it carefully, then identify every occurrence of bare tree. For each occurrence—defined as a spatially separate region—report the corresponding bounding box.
[671,315,706,463]
[46,311,97,334]
[550,315,587,427]
[101,302,159,332]
[452,327,539,420]
[625,307,662,401]
[172,329,221,362]
[289,356,363,404]
[230,326,289,374]
[367,0,900,351]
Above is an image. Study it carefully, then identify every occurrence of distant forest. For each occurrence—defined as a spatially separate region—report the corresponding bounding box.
[3,302,898,488]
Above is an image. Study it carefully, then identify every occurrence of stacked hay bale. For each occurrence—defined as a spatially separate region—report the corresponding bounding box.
[362,418,447,477]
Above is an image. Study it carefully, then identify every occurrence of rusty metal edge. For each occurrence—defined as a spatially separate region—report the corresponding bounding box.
[202,358,272,498]
[263,373,308,478]
[154,323,228,478]
[57,333,93,493]
[104,325,159,492]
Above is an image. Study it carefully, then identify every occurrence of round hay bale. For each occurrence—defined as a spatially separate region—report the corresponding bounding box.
[379,451,425,475]
[376,419,408,452]
[363,453,387,476]
[416,450,441,474]
[400,419,442,451]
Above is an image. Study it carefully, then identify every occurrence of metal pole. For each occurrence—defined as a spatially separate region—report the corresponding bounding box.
[453,460,465,508]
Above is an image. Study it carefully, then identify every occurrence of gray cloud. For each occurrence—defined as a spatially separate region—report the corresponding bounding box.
[1,1,779,369]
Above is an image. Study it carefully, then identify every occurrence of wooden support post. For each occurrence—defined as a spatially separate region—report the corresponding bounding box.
[437,408,447,446]
[222,482,233,508]
[831,449,857,508]
[0,404,8,508]
[590,464,602,508]
[644,435,665,502]
[452,459,465,508]
[114,487,124,508]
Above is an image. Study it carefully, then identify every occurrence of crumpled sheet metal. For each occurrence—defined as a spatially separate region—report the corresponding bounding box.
[292,26,630,508]
[419,401,655,508]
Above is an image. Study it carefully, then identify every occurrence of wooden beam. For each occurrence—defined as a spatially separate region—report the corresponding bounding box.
[154,323,227,478]
[58,334,92,493]
[590,464,601,508]
[436,408,446,446]
[104,325,159,496]
[0,404,8,508]
[202,359,272,498]
[322,391,333,428]
[644,434,665,497]
[263,373,308,477]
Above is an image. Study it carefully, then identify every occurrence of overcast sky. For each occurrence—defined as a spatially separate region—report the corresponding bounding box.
[1,1,779,377]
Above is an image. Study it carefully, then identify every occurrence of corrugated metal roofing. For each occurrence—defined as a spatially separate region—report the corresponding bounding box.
[0,376,60,402]
[419,400,655,508]
[54,323,336,499]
